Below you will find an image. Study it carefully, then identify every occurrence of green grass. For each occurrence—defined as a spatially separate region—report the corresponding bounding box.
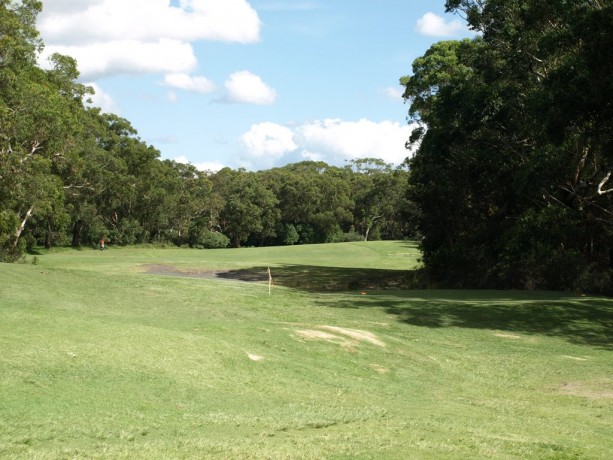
[1,241,612,459]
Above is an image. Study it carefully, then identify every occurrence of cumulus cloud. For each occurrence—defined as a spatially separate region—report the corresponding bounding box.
[238,119,417,170]
[84,82,119,113]
[416,12,466,37]
[240,122,297,159]
[40,0,261,43]
[41,39,197,79]
[296,119,414,164]
[222,71,277,105]
[163,73,217,94]
[37,0,261,79]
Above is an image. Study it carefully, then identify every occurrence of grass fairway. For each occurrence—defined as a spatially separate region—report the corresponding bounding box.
[1,241,612,459]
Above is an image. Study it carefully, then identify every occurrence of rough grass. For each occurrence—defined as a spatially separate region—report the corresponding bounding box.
[0,241,612,459]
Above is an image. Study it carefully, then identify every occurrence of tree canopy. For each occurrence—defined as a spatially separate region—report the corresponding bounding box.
[402,0,613,292]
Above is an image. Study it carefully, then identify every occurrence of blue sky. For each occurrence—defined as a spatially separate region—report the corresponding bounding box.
[37,0,474,171]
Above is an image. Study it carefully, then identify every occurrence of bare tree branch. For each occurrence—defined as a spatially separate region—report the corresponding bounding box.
[597,171,613,195]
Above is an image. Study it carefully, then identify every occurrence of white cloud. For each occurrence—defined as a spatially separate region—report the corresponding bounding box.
[37,0,261,79]
[223,71,277,105]
[193,161,225,172]
[240,122,297,159]
[296,119,414,164]
[174,155,224,172]
[416,12,466,37]
[238,119,417,170]
[40,0,101,15]
[39,0,261,44]
[84,82,119,113]
[163,73,216,94]
[41,39,198,79]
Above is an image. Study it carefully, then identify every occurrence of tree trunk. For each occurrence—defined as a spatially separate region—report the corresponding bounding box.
[45,223,52,249]
[13,205,34,248]
[72,220,82,247]
[364,225,371,242]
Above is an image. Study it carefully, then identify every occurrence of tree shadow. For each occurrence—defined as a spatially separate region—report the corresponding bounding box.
[314,290,613,350]
[150,260,613,350]
[216,264,418,292]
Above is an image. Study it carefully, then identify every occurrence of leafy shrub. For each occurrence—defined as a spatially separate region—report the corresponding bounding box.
[279,224,299,245]
[188,228,229,249]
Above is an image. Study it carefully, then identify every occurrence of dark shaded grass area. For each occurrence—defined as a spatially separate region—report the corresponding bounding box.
[318,291,613,350]
[144,263,416,291]
[145,263,613,350]
[218,264,415,291]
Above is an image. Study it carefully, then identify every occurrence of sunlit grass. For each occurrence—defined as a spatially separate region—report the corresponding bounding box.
[1,242,611,458]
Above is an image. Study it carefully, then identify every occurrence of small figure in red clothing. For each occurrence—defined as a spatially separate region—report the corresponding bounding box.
[100,237,106,251]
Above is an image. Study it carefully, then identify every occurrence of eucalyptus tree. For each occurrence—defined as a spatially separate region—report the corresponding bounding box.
[0,1,92,258]
[349,158,410,241]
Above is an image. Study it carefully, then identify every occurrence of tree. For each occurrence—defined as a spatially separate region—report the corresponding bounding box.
[349,158,410,241]
[0,1,93,258]
[403,0,613,291]
[213,168,279,247]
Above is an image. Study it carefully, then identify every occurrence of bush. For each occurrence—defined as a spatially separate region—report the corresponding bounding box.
[188,228,230,249]
[279,224,299,245]
[326,229,363,243]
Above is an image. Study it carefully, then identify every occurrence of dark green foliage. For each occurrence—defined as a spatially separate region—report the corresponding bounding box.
[188,227,229,249]
[0,210,21,261]
[404,0,613,292]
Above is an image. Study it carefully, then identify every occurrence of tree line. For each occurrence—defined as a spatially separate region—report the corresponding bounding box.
[402,0,612,293]
[0,2,414,258]
[3,0,611,294]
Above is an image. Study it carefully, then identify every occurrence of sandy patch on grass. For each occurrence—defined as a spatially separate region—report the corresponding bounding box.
[493,332,522,339]
[321,326,385,347]
[296,330,342,342]
[295,326,385,349]
[247,353,264,362]
[559,380,613,399]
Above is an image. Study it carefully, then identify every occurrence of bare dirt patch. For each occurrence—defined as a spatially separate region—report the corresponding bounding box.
[321,326,385,347]
[296,330,341,342]
[141,264,268,282]
[142,264,221,278]
[295,326,385,350]
[247,353,265,362]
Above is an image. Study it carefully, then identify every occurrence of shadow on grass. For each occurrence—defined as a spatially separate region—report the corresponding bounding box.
[217,264,417,292]
[147,261,613,350]
[314,290,613,350]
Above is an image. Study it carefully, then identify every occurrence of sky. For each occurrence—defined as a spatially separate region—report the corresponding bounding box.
[36,0,475,172]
